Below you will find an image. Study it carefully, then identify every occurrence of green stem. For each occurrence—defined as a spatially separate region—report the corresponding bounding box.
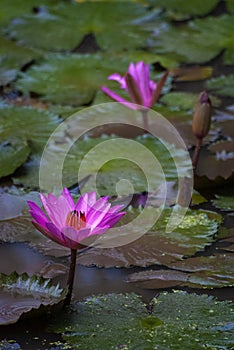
[192,138,203,170]
[64,248,77,306]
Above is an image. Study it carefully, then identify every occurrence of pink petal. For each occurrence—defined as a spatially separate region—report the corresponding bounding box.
[86,200,111,227]
[100,212,125,227]
[27,200,48,223]
[61,226,91,247]
[62,188,74,210]
[108,73,127,89]
[32,221,65,246]
[45,222,68,246]
[101,86,138,110]
[75,192,96,213]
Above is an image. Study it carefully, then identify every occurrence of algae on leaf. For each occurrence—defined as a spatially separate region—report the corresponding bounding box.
[49,291,234,350]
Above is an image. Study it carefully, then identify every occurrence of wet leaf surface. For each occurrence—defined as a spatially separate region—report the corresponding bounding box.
[0,139,30,179]
[4,2,150,52]
[127,253,234,289]
[0,272,66,325]
[77,208,221,267]
[49,291,234,350]
[212,195,234,211]
[151,14,234,64]
[206,75,234,97]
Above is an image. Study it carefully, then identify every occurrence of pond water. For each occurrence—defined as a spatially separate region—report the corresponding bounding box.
[0,0,234,349]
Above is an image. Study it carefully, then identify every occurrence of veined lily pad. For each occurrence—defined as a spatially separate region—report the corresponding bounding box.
[0,105,61,154]
[49,291,234,350]
[5,2,151,52]
[16,54,135,106]
[0,35,37,85]
[0,0,58,26]
[206,75,234,98]
[151,15,234,64]
[77,207,221,267]
[160,91,221,111]
[0,139,30,179]
[212,195,234,211]
[148,0,219,19]
[127,253,234,289]
[0,272,65,325]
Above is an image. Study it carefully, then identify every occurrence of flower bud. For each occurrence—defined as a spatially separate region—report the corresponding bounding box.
[192,91,212,139]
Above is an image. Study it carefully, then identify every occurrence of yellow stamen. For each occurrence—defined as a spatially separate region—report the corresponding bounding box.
[66,210,86,230]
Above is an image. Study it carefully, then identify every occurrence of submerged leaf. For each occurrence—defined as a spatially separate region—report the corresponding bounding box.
[49,291,234,350]
[0,272,66,325]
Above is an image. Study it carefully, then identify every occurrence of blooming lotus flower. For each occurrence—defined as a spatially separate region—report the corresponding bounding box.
[101,61,168,110]
[28,188,125,249]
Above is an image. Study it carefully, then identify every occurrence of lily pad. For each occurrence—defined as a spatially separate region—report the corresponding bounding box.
[49,291,234,350]
[127,253,234,289]
[212,195,234,211]
[206,75,234,98]
[149,0,219,19]
[0,139,30,179]
[0,35,37,85]
[77,207,221,267]
[0,272,65,325]
[151,15,234,64]
[16,54,133,106]
[5,2,151,52]
[0,0,58,27]
[0,105,60,153]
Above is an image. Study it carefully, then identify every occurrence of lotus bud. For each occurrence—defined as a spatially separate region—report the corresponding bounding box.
[192,91,212,140]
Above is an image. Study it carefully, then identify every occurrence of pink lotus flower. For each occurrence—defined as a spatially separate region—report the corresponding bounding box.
[101,61,168,110]
[28,188,125,249]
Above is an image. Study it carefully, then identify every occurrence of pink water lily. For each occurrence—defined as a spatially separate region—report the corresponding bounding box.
[101,61,168,110]
[28,188,125,305]
[28,188,125,249]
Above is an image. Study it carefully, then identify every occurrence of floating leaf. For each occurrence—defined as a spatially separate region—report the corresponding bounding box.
[149,0,219,19]
[171,65,213,82]
[0,139,30,179]
[206,75,234,98]
[77,208,221,267]
[0,272,65,325]
[151,15,234,64]
[212,195,234,211]
[49,291,234,350]
[16,54,132,106]
[0,35,37,85]
[0,105,60,154]
[5,2,151,51]
[127,253,234,289]
[0,0,58,26]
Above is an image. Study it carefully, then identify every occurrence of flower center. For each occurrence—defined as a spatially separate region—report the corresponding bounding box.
[65,210,86,230]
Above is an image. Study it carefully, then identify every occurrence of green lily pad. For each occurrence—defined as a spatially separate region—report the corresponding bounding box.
[49,291,234,350]
[77,207,221,267]
[160,91,221,111]
[151,14,234,64]
[5,2,151,52]
[0,272,65,325]
[226,0,234,13]
[149,0,219,19]
[16,54,133,106]
[212,195,234,211]
[127,253,234,289]
[0,139,30,179]
[37,133,192,195]
[0,0,58,27]
[206,75,234,98]
[0,35,37,85]
[0,105,60,154]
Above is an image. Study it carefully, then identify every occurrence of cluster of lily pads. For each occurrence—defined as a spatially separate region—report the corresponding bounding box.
[0,0,234,349]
